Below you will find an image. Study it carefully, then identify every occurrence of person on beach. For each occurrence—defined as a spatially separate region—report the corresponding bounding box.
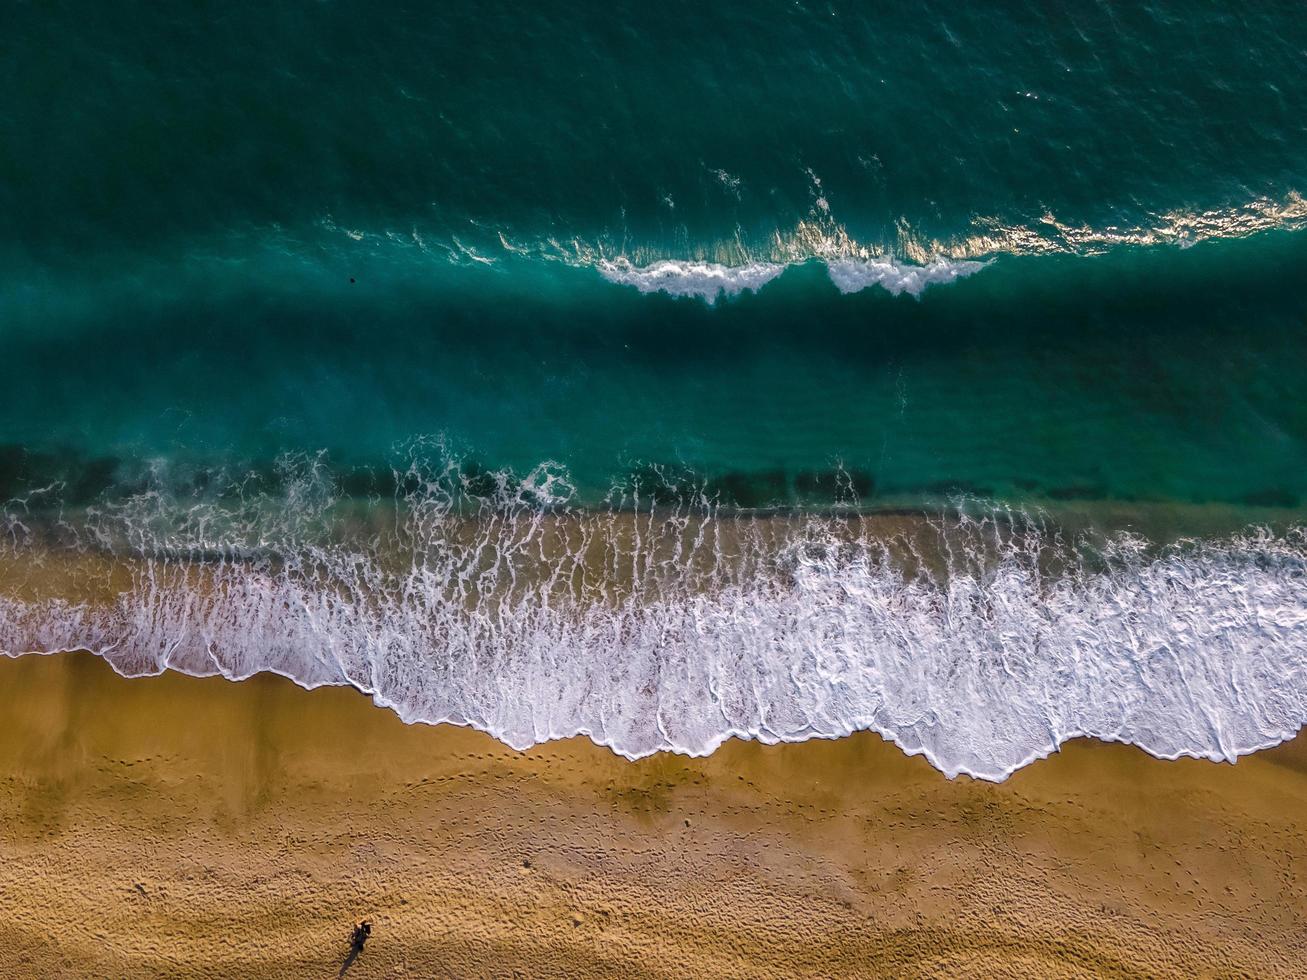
[339,920,371,976]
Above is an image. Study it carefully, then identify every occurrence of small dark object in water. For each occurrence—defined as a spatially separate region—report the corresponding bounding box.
[349,276,356,283]
[339,920,372,977]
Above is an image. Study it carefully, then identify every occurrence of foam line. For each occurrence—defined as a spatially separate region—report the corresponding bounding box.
[824,257,988,296]
[3,464,1305,781]
[595,255,987,301]
[596,257,786,302]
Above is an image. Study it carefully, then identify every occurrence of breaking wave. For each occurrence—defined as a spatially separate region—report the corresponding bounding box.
[316,190,1305,304]
[2,453,1305,780]
[596,257,787,302]
[596,255,987,302]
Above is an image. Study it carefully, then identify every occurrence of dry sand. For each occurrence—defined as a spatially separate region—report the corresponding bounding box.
[1,651,1305,978]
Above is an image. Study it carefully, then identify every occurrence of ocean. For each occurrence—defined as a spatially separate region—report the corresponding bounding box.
[2,0,1306,779]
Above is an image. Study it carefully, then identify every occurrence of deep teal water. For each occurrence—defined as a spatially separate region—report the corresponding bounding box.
[2,0,1306,514]
[6,1,1306,256]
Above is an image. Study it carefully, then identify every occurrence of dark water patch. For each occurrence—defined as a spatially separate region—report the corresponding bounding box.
[795,468,876,502]
[0,445,123,506]
[1242,488,1301,509]
[334,465,398,501]
[1045,484,1110,502]
[705,470,790,509]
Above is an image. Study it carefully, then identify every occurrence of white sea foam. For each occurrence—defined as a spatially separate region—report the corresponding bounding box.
[824,256,988,297]
[596,255,985,301]
[3,461,1306,781]
[596,257,785,302]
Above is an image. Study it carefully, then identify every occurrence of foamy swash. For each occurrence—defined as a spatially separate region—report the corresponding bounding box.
[2,461,1305,781]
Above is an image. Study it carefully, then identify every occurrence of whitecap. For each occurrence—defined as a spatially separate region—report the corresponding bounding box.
[824,256,988,297]
[596,257,785,302]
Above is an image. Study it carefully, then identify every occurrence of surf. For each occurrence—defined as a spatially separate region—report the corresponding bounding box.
[3,455,1305,782]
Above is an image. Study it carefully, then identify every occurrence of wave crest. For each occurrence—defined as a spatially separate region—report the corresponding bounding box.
[596,255,987,301]
[824,256,988,297]
[595,257,786,302]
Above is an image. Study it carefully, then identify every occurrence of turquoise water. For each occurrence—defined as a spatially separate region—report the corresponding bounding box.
[4,233,1307,511]
[3,1,1306,509]
[3,2,1307,778]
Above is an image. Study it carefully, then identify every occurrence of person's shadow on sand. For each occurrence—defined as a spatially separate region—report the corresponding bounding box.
[339,920,372,977]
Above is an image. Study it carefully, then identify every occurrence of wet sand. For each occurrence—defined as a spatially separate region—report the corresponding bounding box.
[1,652,1305,978]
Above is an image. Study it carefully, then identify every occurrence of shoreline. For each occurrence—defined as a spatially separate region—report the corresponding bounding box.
[5,510,1306,781]
[8,648,1305,784]
[2,651,1305,977]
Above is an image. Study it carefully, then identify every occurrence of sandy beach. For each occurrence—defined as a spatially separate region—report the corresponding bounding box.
[0,652,1304,978]
[9,0,1307,975]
